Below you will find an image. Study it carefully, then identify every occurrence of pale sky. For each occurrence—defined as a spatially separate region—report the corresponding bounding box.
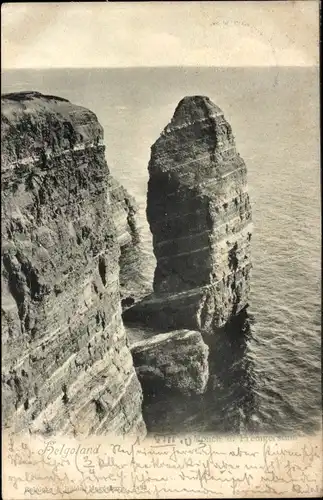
[1,1,319,69]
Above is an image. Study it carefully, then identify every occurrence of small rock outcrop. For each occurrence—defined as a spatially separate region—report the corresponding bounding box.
[1,91,146,436]
[124,96,252,333]
[109,176,151,310]
[131,330,209,396]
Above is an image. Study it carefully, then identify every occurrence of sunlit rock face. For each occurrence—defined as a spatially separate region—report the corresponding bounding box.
[125,95,252,333]
[131,329,209,396]
[1,91,146,437]
[109,176,151,311]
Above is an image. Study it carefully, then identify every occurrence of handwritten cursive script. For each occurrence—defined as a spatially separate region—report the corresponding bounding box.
[3,432,322,498]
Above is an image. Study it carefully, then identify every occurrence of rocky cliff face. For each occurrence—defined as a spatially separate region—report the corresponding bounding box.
[109,177,151,310]
[124,96,252,334]
[2,91,253,436]
[131,329,209,396]
[1,91,146,436]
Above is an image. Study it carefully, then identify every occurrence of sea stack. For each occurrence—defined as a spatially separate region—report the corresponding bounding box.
[1,91,146,436]
[125,96,252,333]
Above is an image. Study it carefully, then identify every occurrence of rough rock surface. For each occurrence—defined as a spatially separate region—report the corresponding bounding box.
[1,91,146,436]
[109,177,151,310]
[131,330,209,395]
[124,96,252,333]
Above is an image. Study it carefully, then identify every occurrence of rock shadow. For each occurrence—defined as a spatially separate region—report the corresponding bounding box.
[124,307,258,435]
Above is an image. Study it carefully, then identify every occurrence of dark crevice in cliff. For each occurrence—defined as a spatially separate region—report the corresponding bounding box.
[13,374,24,409]
[62,384,69,405]
[121,296,135,309]
[228,242,239,271]
[19,262,43,302]
[98,256,107,287]
[93,399,106,421]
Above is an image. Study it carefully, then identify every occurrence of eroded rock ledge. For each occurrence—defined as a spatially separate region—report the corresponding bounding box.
[1,91,146,436]
[109,176,151,310]
[131,330,209,396]
[124,96,252,334]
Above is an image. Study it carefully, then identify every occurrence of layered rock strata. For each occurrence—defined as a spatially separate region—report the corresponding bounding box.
[124,96,252,333]
[109,177,151,310]
[131,330,209,396]
[1,91,146,436]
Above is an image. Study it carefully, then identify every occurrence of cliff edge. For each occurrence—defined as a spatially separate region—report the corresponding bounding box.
[1,91,146,436]
[109,176,151,310]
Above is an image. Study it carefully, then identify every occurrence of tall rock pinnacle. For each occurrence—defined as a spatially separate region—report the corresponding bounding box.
[144,95,252,332]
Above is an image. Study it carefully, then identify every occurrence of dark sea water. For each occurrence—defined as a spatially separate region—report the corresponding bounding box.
[2,67,321,435]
